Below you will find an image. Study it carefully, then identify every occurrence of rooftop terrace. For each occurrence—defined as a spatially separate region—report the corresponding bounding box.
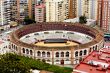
[73,49,110,73]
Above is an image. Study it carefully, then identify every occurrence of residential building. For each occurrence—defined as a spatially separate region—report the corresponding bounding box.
[77,0,98,20]
[0,40,10,54]
[4,0,35,22]
[0,0,7,25]
[35,3,45,22]
[0,0,10,31]
[18,0,33,20]
[97,0,110,33]
[45,0,69,22]
[68,0,77,18]
[73,49,110,73]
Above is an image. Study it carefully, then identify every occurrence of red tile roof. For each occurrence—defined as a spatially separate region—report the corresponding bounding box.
[104,42,110,46]
[73,50,110,73]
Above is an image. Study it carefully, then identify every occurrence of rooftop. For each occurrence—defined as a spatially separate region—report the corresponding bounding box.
[0,40,4,45]
[104,42,110,47]
[73,49,110,73]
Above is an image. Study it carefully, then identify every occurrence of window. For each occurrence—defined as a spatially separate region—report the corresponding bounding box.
[79,51,82,56]
[56,60,59,62]
[47,59,50,62]
[56,52,59,57]
[14,45,15,49]
[44,32,49,34]
[93,46,95,50]
[95,45,97,50]
[30,50,33,55]
[66,59,69,61]
[22,48,25,53]
[61,52,64,57]
[16,46,18,51]
[47,52,50,57]
[12,44,13,48]
[84,50,87,55]
[26,49,29,54]
[89,48,92,52]
[37,51,41,56]
[42,51,45,57]
[75,51,78,57]
[66,52,69,57]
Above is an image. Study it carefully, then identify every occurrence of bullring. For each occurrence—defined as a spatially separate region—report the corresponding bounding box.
[10,22,104,65]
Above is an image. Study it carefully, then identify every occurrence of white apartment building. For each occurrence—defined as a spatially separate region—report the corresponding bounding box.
[0,0,7,25]
[46,0,69,22]
[77,0,98,20]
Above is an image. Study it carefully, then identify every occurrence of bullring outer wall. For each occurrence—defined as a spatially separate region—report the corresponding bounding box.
[10,22,104,65]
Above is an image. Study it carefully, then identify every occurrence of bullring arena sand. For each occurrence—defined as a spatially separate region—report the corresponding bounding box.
[35,41,78,47]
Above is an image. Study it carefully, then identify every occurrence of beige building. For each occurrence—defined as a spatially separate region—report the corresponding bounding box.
[77,0,98,20]
[45,0,98,22]
[17,0,34,21]
[45,0,69,22]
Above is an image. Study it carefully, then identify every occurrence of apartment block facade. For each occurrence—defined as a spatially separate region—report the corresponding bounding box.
[46,0,70,22]
[98,0,110,32]
[35,3,45,22]
[77,0,98,20]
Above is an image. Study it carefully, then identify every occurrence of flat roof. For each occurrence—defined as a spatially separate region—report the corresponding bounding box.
[44,39,67,43]
[104,42,110,46]
[0,41,4,45]
[74,50,110,73]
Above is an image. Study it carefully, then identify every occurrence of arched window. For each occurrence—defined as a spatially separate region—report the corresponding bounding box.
[47,59,50,62]
[56,52,59,57]
[47,52,50,57]
[66,52,69,57]
[61,52,64,57]
[79,51,82,56]
[14,45,15,49]
[16,46,18,51]
[56,59,59,62]
[84,50,87,55]
[93,46,95,50]
[95,45,97,50]
[30,50,33,55]
[66,59,69,61]
[37,51,41,56]
[26,49,29,54]
[42,51,45,57]
[12,44,13,48]
[89,48,92,52]
[79,57,82,62]
[75,51,78,57]
[22,48,25,53]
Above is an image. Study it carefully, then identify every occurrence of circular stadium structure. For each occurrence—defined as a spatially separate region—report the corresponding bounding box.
[10,22,104,65]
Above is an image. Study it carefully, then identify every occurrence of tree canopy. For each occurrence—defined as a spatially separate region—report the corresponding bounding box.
[0,53,73,73]
[79,16,87,24]
[23,16,36,25]
[0,53,30,73]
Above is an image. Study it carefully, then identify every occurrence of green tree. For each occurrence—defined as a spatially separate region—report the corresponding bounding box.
[0,53,73,73]
[0,53,30,73]
[24,16,36,25]
[79,16,87,24]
